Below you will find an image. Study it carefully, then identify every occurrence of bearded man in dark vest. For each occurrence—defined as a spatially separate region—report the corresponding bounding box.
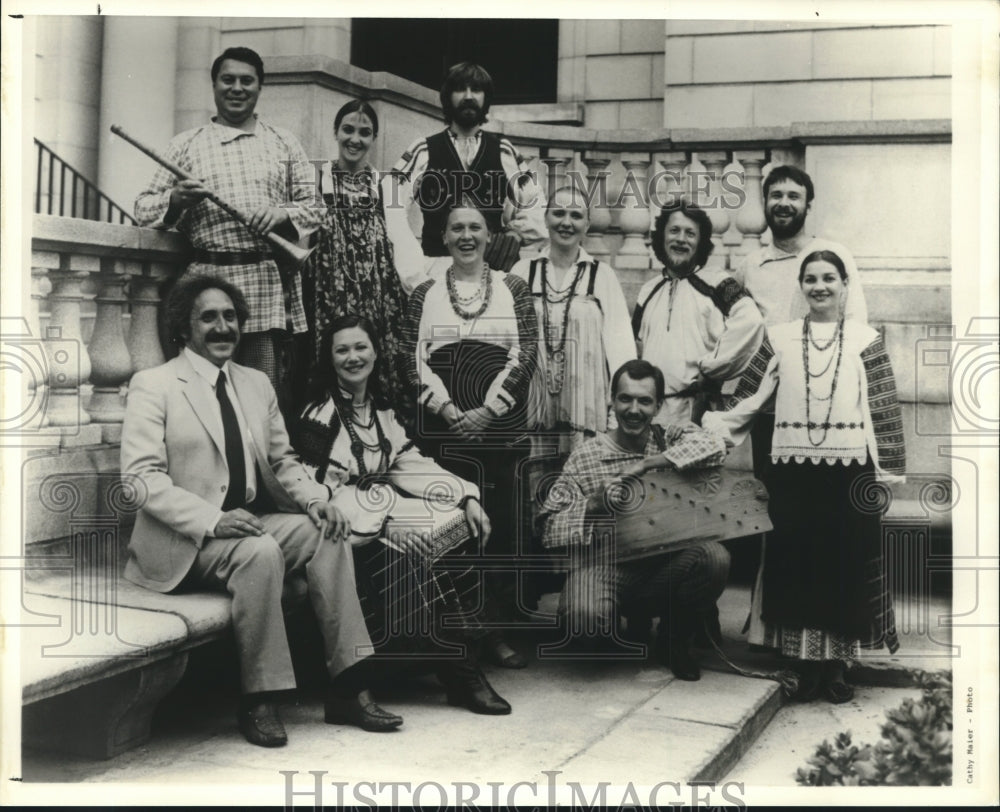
[384,61,546,274]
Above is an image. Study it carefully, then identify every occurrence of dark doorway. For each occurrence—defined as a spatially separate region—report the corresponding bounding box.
[351,18,558,106]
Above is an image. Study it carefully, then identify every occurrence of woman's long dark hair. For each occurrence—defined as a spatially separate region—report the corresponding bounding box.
[304,314,390,414]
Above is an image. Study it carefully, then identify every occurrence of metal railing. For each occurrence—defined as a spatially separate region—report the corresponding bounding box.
[34,138,136,225]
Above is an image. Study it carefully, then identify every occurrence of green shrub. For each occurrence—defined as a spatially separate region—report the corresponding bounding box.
[796,670,952,786]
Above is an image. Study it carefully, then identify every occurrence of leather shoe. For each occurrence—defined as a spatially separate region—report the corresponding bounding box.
[237,699,287,748]
[657,637,702,681]
[325,689,402,732]
[438,659,512,715]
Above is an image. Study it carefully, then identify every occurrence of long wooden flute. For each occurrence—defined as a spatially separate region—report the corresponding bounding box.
[111,124,313,266]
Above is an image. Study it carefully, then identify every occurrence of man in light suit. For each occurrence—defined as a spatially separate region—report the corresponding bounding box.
[121,276,403,747]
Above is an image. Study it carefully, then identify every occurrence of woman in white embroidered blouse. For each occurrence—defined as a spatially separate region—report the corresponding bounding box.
[292,314,512,726]
[511,186,636,455]
[703,250,905,703]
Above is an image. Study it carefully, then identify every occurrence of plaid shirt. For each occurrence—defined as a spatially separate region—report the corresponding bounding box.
[135,117,321,333]
[540,428,727,550]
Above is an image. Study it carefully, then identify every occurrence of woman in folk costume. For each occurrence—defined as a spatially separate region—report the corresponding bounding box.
[402,202,538,669]
[703,250,904,703]
[510,185,636,606]
[303,99,425,414]
[292,314,512,727]
[511,185,635,456]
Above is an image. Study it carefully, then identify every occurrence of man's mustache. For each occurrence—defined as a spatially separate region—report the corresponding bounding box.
[206,332,238,342]
[458,99,481,111]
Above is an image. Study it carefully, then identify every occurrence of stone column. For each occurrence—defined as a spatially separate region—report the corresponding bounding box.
[733,150,769,262]
[175,19,222,134]
[86,259,136,441]
[98,18,179,216]
[581,152,613,263]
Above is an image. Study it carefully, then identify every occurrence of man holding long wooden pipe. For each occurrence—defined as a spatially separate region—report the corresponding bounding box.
[135,46,319,418]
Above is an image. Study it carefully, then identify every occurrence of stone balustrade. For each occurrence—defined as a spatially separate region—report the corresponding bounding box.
[19,115,953,539]
[27,215,187,449]
[494,118,950,309]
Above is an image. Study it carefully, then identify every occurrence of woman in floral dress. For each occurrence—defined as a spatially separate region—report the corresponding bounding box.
[305,99,424,413]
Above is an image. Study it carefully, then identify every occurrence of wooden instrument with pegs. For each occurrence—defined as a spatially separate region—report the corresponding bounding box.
[599,467,771,561]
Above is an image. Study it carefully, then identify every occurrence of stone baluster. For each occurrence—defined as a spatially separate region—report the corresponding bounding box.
[732,150,769,263]
[128,263,171,374]
[581,151,613,263]
[650,151,689,230]
[86,258,137,442]
[695,150,733,270]
[615,153,652,271]
[44,254,101,445]
[27,252,57,432]
[539,148,574,203]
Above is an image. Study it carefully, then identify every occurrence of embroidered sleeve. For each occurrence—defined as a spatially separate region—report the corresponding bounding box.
[486,274,539,416]
[402,279,452,414]
[379,172,429,294]
[499,137,546,248]
[861,335,906,475]
[701,337,777,448]
[710,277,750,317]
[698,295,766,383]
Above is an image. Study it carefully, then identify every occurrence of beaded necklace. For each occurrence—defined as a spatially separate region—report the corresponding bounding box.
[446,263,492,321]
[339,396,390,480]
[801,315,845,447]
[540,258,587,396]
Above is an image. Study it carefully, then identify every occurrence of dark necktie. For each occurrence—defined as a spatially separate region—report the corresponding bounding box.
[217,370,246,511]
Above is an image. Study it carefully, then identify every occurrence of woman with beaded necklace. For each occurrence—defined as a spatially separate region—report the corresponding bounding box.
[402,203,538,668]
[302,99,425,415]
[511,186,635,528]
[292,314,513,726]
[704,250,905,703]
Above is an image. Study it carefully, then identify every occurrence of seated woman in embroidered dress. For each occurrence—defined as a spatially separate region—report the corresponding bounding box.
[703,250,905,703]
[402,202,538,668]
[292,314,512,726]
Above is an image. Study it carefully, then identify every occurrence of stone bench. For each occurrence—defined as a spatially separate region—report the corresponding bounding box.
[21,572,232,759]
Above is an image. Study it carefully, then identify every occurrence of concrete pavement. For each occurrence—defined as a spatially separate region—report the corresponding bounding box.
[20,584,950,797]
